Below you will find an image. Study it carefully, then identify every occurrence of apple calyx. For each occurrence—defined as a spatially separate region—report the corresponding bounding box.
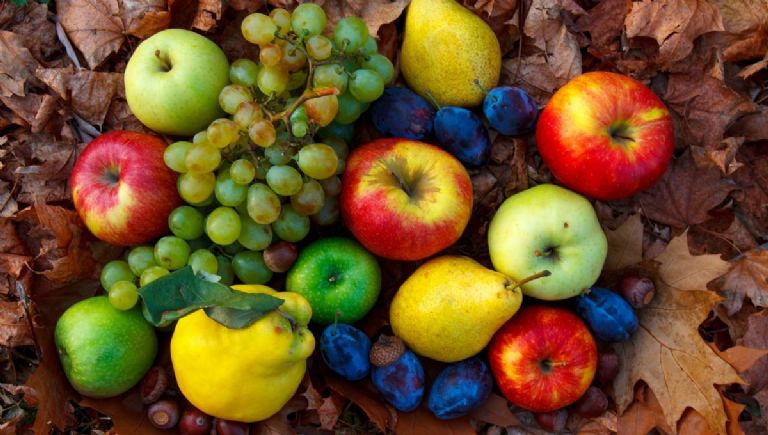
[607,121,635,148]
[505,270,551,292]
[101,166,120,187]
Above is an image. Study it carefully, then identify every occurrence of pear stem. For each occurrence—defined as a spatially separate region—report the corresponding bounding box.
[507,270,551,291]
[473,79,488,94]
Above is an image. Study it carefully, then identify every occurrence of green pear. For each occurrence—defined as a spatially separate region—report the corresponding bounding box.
[390,256,546,363]
[400,0,501,107]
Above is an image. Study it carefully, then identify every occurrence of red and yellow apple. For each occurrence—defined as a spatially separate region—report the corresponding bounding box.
[488,305,598,412]
[70,131,182,246]
[340,138,472,261]
[535,71,674,201]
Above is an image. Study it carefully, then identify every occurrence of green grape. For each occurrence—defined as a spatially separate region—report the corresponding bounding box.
[361,35,378,55]
[272,204,310,243]
[270,8,291,36]
[242,13,277,45]
[233,101,264,130]
[248,119,277,148]
[304,95,338,127]
[313,63,347,93]
[140,266,169,287]
[188,236,212,252]
[324,136,349,160]
[334,92,365,124]
[333,16,368,53]
[185,143,221,174]
[257,65,289,96]
[264,144,294,165]
[192,130,209,145]
[221,241,243,256]
[215,255,235,285]
[230,159,256,185]
[306,35,332,60]
[232,250,273,284]
[100,260,135,292]
[108,280,139,310]
[259,43,282,67]
[187,249,218,275]
[290,180,325,215]
[319,175,342,196]
[164,141,192,173]
[168,205,205,240]
[207,118,240,149]
[287,70,308,91]
[291,120,309,138]
[238,215,273,251]
[230,58,260,87]
[349,69,385,103]
[154,236,191,270]
[279,41,307,71]
[362,54,395,84]
[127,246,157,276]
[215,170,248,207]
[187,191,215,208]
[310,195,339,226]
[219,84,253,115]
[206,206,242,245]
[266,165,303,196]
[254,158,271,180]
[297,143,338,179]
[319,122,355,144]
[247,183,281,224]
[178,172,216,204]
[291,3,326,37]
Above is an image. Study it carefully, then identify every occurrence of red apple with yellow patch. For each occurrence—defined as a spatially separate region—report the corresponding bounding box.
[340,138,472,261]
[488,305,597,412]
[536,71,674,201]
[70,131,181,246]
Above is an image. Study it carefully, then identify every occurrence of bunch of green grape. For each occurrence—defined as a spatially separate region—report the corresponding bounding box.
[100,5,395,311]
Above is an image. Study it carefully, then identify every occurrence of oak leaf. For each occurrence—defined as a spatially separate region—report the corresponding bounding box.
[613,231,737,434]
[604,214,643,273]
[57,0,125,69]
[624,0,724,69]
[721,249,768,314]
[637,151,736,229]
[707,0,768,63]
[575,0,631,50]
[35,66,122,126]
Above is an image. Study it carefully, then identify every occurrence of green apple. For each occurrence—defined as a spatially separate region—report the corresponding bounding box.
[487,184,607,300]
[124,29,230,136]
[286,237,381,325]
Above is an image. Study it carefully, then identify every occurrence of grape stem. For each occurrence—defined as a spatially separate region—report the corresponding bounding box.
[269,87,339,124]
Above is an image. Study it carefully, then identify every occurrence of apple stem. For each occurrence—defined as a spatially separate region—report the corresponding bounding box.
[542,359,568,369]
[154,49,172,72]
[507,270,551,291]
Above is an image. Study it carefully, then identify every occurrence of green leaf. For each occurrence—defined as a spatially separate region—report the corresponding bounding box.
[138,266,283,328]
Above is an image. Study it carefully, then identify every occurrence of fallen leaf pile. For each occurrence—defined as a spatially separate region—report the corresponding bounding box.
[2,0,768,433]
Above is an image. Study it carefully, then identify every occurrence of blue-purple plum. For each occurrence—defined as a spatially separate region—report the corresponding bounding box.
[427,357,493,419]
[370,87,435,140]
[371,350,425,411]
[576,287,638,342]
[483,86,538,136]
[434,107,491,168]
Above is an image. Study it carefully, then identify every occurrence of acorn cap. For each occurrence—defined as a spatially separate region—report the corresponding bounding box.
[369,334,406,367]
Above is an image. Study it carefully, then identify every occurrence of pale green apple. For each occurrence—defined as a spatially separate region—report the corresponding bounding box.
[125,29,229,136]
[488,184,607,300]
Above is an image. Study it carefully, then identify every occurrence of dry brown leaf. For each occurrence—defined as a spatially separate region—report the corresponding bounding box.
[638,151,736,229]
[470,393,519,427]
[121,0,171,39]
[325,376,397,433]
[624,0,724,68]
[664,72,758,149]
[318,390,345,430]
[192,0,224,32]
[0,30,42,97]
[604,214,644,273]
[316,0,410,37]
[0,180,18,218]
[3,2,58,63]
[395,405,475,435]
[617,387,674,435]
[79,390,168,435]
[36,67,122,126]
[729,107,768,143]
[691,138,744,176]
[738,312,768,394]
[463,0,518,17]
[0,301,34,348]
[731,144,768,240]
[716,345,768,373]
[575,0,631,50]
[722,250,768,314]
[57,0,125,69]
[707,0,768,62]
[614,231,737,434]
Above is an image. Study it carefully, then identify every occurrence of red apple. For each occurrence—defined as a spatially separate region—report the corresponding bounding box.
[535,71,674,201]
[70,131,181,246]
[340,138,472,261]
[488,305,597,412]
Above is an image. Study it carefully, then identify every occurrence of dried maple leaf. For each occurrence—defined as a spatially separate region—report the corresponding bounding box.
[721,249,768,314]
[707,0,768,63]
[614,231,737,434]
[57,0,125,69]
[604,214,644,273]
[0,30,42,97]
[617,386,674,435]
[691,138,744,176]
[663,72,758,149]
[36,66,122,127]
[575,0,631,51]
[624,0,724,69]
[121,0,171,39]
[317,0,409,36]
[637,151,736,229]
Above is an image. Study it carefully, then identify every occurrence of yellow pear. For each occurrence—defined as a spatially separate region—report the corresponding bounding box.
[390,255,542,363]
[400,0,501,107]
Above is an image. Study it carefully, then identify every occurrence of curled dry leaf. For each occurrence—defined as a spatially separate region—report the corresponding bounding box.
[728,107,768,143]
[325,376,397,433]
[470,392,520,428]
[613,231,737,434]
[317,0,410,37]
[690,138,744,176]
[617,387,674,435]
[0,30,43,98]
[35,66,123,127]
[624,0,724,69]
[191,0,224,32]
[79,390,168,435]
[731,144,768,240]
[0,301,35,348]
[637,151,736,229]
[121,0,171,39]
[57,0,125,69]
[462,0,518,17]
[707,0,768,63]
[738,312,768,394]
[575,0,632,52]
[721,249,768,314]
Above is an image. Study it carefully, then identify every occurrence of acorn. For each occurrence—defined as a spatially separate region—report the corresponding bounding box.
[369,334,406,367]
[534,408,568,431]
[141,365,169,404]
[148,398,180,429]
[571,386,609,418]
[619,275,656,309]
